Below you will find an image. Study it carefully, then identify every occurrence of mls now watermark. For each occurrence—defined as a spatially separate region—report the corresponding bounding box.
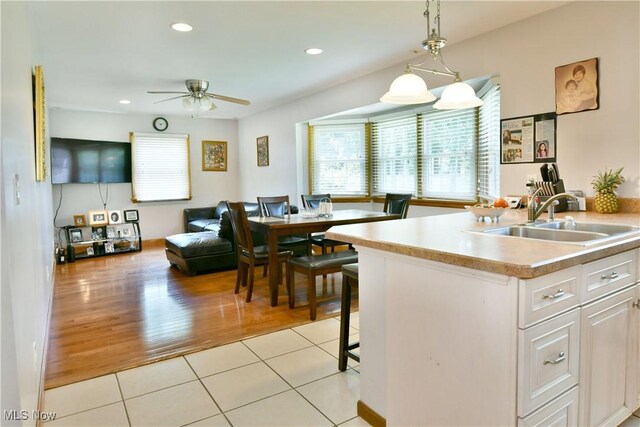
[4,410,57,421]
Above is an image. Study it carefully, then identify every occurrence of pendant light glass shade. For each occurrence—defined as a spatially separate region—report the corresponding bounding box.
[433,81,483,110]
[380,72,436,105]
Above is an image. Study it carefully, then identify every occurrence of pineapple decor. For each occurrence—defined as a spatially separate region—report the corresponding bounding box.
[591,167,625,214]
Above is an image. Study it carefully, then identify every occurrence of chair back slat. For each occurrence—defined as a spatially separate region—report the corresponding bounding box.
[301,194,331,209]
[257,195,291,217]
[383,193,412,219]
[225,201,254,253]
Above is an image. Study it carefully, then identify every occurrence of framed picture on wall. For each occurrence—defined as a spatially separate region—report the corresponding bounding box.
[555,57,599,115]
[202,140,227,171]
[257,136,269,167]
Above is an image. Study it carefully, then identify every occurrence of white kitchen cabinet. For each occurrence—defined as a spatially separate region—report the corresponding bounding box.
[360,247,639,426]
[578,284,639,426]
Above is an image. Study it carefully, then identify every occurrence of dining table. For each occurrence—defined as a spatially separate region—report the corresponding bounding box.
[248,209,401,306]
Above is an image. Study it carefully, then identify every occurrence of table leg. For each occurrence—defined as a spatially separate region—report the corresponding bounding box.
[268,231,279,306]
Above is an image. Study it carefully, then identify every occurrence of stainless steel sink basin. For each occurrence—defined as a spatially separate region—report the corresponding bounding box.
[482,226,607,243]
[531,221,639,235]
[478,221,640,246]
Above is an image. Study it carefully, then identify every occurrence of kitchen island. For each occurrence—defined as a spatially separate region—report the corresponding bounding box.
[326,210,640,426]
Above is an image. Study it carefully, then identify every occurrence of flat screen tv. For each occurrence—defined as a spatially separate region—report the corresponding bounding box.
[51,137,132,184]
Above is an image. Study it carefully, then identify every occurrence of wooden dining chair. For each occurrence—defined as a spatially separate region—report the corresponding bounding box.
[383,193,412,219]
[225,201,292,303]
[257,195,310,256]
[301,194,351,255]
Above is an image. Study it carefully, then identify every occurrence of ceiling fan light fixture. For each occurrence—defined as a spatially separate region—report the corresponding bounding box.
[182,96,195,112]
[171,22,193,32]
[380,71,435,104]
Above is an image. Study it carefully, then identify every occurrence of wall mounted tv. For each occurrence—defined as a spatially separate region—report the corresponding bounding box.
[51,137,132,184]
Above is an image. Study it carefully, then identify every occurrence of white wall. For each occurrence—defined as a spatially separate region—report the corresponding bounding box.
[49,111,240,239]
[238,1,640,202]
[1,2,56,425]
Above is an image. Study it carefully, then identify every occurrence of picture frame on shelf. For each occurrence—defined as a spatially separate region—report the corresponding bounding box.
[108,210,123,224]
[105,242,114,254]
[106,226,116,239]
[121,226,131,237]
[86,247,94,256]
[91,227,106,240]
[69,228,83,243]
[124,209,139,222]
[257,135,269,167]
[202,140,227,171]
[88,210,108,226]
[73,214,87,227]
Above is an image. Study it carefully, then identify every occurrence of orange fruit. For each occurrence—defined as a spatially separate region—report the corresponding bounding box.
[493,198,509,208]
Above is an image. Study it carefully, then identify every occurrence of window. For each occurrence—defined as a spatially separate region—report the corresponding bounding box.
[309,81,500,202]
[371,115,418,195]
[130,133,191,202]
[421,108,477,200]
[309,124,368,196]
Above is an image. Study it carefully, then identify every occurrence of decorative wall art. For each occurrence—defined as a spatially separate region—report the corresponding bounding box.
[202,140,227,171]
[501,112,557,164]
[555,58,599,115]
[33,65,46,181]
[257,136,269,167]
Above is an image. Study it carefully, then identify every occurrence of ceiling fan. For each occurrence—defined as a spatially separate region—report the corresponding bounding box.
[147,79,250,112]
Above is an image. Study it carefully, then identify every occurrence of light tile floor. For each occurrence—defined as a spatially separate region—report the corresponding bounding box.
[44,314,366,427]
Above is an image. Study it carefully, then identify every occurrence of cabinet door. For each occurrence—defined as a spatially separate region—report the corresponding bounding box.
[579,284,639,426]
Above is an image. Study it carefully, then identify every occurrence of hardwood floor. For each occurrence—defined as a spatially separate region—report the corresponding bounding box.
[45,240,354,389]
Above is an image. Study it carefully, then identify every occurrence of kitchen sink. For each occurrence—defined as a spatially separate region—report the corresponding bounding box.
[478,221,640,246]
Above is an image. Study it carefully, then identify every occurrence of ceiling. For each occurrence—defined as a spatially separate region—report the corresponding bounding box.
[28,1,566,120]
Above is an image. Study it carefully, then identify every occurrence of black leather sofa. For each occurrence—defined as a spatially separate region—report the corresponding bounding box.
[165,201,304,276]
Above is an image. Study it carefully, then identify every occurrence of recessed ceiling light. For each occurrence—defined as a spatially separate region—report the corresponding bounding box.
[119,99,131,104]
[172,22,193,32]
[305,48,323,55]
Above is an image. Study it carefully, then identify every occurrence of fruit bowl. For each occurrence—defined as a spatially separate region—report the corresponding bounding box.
[464,205,509,222]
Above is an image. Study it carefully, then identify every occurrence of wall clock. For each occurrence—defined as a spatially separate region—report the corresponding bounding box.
[153,117,168,132]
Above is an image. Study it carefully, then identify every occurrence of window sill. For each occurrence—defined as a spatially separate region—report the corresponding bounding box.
[331,197,469,209]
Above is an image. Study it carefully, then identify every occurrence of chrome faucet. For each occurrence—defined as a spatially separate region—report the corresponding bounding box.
[527,189,579,223]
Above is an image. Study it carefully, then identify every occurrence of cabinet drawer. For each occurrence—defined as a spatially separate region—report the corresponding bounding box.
[518,308,580,417]
[519,266,580,329]
[518,386,578,427]
[581,250,638,305]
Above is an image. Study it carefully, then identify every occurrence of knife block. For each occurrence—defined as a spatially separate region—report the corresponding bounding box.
[539,179,567,212]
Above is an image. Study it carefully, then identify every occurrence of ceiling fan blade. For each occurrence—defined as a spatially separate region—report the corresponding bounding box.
[147,91,189,95]
[207,93,251,106]
[153,94,190,104]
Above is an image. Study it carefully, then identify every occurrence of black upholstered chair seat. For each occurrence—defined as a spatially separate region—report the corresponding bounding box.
[289,251,358,270]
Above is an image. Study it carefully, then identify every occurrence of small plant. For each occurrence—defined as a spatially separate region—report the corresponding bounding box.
[591,167,625,214]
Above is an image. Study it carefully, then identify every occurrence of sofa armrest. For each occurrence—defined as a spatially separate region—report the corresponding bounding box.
[183,207,217,232]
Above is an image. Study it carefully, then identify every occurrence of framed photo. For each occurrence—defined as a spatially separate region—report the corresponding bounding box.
[555,57,599,115]
[69,228,83,243]
[257,136,269,167]
[124,209,139,222]
[202,140,227,171]
[86,247,94,256]
[88,210,108,226]
[501,112,556,164]
[73,214,87,227]
[105,242,114,254]
[121,226,131,237]
[108,210,123,224]
[33,65,46,182]
[106,226,116,239]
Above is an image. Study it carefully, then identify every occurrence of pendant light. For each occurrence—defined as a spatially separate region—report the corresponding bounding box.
[381,0,483,109]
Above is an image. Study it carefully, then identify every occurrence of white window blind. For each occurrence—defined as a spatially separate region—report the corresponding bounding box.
[478,84,501,200]
[371,115,417,196]
[310,124,368,196]
[421,108,477,200]
[131,133,191,202]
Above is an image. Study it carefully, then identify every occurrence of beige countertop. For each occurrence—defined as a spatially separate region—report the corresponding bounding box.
[325,210,640,279]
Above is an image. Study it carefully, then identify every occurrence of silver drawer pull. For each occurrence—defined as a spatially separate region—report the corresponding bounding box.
[633,299,640,309]
[543,289,565,300]
[544,352,566,365]
[600,272,619,280]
